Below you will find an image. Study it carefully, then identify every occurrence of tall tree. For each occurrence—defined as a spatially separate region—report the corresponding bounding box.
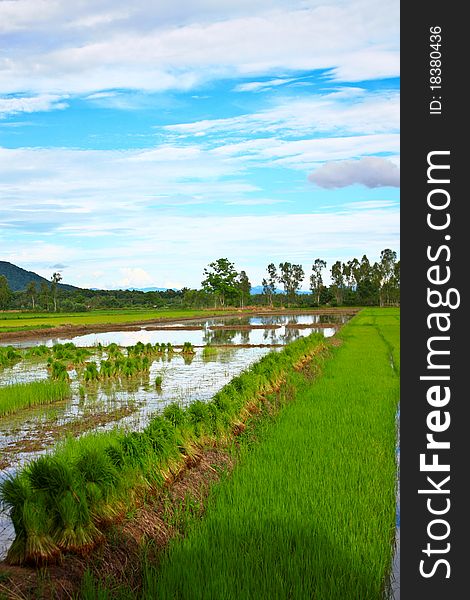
[378,249,398,306]
[262,263,278,307]
[278,262,304,306]
[330,260,345,305]
[39,282,51,310]
[50,272,62,312]
[237,270,251,309]
[26,281,37,310]
[0,275,13,310]
[201,258,239,307]
[355,254,379,305]
[309,259,326,305]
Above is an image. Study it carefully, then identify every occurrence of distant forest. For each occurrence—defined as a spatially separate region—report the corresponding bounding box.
[0,249,399,312]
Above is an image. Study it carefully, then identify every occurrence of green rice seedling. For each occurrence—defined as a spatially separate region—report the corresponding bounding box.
[154,375,163,389]
[49,359,69,381]
[0,380,71,417]
[147,310,398,600]
[202,345,217,359]
[0,473,31,565]
[186,400,210,437]
[166,342,174,354]
[99,359,114,379]
[180,342,195,355]
[27,455,100,555]
[145,417,179,462]
[162,402,186,427]
[22,499,59,565]
[0,345,22,368]
[25,344,51,359]
[106,343,121,358]
[83,361,100,382]
[75,447,118,515]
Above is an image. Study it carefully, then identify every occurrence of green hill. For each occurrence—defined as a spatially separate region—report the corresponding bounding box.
[0,261,80,292]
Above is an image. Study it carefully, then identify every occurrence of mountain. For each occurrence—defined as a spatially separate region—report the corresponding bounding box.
[0,261,80,292]
[127,287,176,292]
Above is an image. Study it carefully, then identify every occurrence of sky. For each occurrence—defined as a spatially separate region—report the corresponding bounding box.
[0,0,399,290]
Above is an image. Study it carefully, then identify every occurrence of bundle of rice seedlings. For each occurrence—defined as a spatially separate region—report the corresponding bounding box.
[22,499,60,565]
[49,360,69,381]
[163,403,186,427]
[83,361,100,382]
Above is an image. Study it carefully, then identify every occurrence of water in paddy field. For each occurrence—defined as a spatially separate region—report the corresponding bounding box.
[0,313,347,560]
[2,314,343,349]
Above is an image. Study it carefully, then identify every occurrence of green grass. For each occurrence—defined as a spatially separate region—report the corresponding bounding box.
[0,309,228,333]
[139,307,399,599]
[0,380,71,417]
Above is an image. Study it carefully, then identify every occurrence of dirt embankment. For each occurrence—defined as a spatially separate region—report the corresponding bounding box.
[0,308,359,343]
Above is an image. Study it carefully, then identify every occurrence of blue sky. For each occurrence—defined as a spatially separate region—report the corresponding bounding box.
[0,0,399,290]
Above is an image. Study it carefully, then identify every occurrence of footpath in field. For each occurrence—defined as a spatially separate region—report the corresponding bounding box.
[143,308,400,599]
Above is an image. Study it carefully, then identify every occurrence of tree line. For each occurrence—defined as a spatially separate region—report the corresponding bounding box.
[194,249,399,309]
[0,249,399,312]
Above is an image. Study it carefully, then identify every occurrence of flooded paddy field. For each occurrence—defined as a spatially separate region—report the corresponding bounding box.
[0,312,350,559]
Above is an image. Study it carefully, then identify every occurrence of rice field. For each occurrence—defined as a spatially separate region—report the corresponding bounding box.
[0,309,228,333]
[0,333,327,566]
[0,380,71,417]
[136,308,400,599]
[0,308,399,598]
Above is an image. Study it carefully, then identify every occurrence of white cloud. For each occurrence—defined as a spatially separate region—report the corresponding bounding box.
[3,208,399,289]
[165,89,399,138]
[234,78,297,92]
[119,267,154,288]
[0,94,68,117]
[0,1,399,95]
[308,156,400,188]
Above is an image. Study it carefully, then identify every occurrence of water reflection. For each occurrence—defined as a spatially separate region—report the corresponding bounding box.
[1,313,347,349]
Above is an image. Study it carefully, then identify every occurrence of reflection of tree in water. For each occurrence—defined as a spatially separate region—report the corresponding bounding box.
[239,330,250,345]
[263,328,279,344]
[203,329,237,345]
[286,316,299,326]
[281,326,301,345]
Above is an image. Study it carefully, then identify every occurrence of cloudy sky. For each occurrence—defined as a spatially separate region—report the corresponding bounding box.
[0,0,399,290]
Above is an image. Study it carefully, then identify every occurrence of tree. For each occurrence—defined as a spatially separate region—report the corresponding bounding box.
[237,270,251,309]
[309,259,326,305]
[26,281,37,310]
[278,262,304,306]
[330,261,345,305]
[377,249,398,306]
[0,275,13,310]
[39,282,51,310]
[262,263,278,307]
[50,272,62,312]
[201,258,239,307]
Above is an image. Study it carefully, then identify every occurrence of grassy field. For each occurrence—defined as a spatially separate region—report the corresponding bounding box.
[0,380,71,417]
[137,307,400,599]
[0,309,226,333]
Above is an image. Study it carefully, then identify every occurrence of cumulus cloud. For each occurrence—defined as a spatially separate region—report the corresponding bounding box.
[308,156,400,189]
[119,267,154,288]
